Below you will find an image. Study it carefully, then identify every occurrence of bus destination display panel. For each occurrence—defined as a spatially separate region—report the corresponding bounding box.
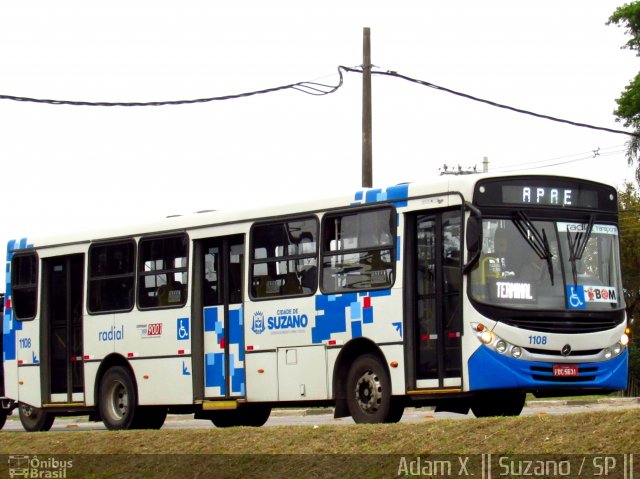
[474,177,617,211]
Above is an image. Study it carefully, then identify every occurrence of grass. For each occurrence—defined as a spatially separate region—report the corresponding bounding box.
[0,410,638,478]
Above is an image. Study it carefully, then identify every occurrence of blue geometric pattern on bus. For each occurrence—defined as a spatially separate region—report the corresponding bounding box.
[312,294,353,343]
[229,308,244,363]
[3,238,31,362]
[468,346,628,391]
[312,290,392,343]
[204,307,220,333]
[228,307,245,394]
[353,184,409,208]
[203,306,245,395]
[205,352,225,392]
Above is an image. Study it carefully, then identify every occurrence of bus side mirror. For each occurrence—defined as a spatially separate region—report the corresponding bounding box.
[463,203,482,274]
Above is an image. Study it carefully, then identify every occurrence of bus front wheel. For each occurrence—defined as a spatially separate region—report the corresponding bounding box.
[346,353,401,424]
[471,391,526,418]
[99,366,139,430]
[18,403,55,432]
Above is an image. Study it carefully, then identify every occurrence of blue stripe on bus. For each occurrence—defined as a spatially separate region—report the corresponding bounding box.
[468,346,628,391]
[4,238,31,362]
[353,184,409,208]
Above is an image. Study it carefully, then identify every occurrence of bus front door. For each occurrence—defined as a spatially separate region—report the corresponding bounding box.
[197,235,245,399]
[406,210,462,390]
[41,254,84,404]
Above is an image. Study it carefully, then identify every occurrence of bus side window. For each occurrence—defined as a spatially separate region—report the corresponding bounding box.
[88,241,135,314]
[138,235,189,309]
[250,217,318,299]
[11,253,39,320]
[321,207,396,294]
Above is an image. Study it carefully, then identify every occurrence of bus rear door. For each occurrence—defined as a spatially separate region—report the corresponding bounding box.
[41,254,85,405]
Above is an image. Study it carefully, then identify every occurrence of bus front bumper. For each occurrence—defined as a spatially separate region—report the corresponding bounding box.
[468,345,628,391]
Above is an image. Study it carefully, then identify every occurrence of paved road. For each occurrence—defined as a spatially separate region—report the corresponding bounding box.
[2,398,638,432]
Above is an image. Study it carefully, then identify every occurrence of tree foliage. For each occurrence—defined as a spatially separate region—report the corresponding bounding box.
[618,182,640,322]
[618,181,640,382]
[608,3,640,175]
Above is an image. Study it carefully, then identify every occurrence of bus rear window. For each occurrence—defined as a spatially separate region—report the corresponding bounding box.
[11,253,38,320]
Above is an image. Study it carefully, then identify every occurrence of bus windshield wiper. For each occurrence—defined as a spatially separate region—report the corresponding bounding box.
[513,211,555,285]
[567,215,594,285]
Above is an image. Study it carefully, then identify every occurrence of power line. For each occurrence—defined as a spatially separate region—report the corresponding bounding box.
[0,72,346,107]
[1,65,638,141]
[340,66,639,138]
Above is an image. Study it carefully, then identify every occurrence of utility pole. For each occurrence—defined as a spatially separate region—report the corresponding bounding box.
[362,27,373,188]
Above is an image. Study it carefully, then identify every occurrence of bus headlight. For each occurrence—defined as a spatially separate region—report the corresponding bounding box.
[496,340,507,354]
[620,334,629,347]
[480,330,494,345]
[604,348,612,359]
[613,343,622,355]
[511,346,522,359]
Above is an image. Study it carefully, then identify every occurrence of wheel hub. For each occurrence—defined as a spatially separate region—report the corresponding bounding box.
[355,370,382,414]
[109,381,128,419]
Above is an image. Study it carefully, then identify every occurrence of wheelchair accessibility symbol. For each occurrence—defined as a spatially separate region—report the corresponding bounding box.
[177,318,190,340]
[566,285,586,309]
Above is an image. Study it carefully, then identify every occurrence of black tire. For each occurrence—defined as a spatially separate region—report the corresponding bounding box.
[99,366,139,430]
[210,410,240,428]
[133,406,168,430]
[18,403,55,432]
[0,411,7,430]
[210,405,272,428]
[239,404,271,427]
[346,353,395,424]
[386,398,405,423]
[471,391,526,418]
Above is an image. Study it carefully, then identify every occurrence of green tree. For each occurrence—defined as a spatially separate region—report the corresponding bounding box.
[618,181,640,386]
[608,2,640,179]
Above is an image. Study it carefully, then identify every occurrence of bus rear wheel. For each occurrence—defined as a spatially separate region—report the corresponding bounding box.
[19,403,55,432]
[471,391,526,418]
[346,353,401,424]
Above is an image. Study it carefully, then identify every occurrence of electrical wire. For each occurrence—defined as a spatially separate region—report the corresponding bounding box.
[0,71,345,107]
[0,64,638,140]
[340,66,639,138]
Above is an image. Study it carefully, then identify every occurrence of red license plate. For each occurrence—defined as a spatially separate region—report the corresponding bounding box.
[553,364,579,377]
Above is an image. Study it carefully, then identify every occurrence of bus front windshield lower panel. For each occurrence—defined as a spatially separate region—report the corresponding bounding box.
[469,218,624,311]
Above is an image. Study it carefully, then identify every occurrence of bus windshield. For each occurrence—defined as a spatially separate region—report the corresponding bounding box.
[469,218,624,311]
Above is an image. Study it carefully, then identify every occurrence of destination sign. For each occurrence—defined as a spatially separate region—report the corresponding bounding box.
[473,177,616,211]
[501,185,598,207]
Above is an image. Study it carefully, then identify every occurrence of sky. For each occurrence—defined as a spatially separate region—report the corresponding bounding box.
[0,0,638,288]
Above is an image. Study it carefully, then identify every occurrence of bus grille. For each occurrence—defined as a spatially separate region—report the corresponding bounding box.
[500,317,623,334]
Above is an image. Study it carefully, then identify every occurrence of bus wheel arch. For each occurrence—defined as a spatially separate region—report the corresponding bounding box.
[94,354,137,417]
[95,355,167,430]
[333,338,402,423]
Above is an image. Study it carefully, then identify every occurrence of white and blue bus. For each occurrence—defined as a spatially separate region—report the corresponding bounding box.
[1,172,629,431]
